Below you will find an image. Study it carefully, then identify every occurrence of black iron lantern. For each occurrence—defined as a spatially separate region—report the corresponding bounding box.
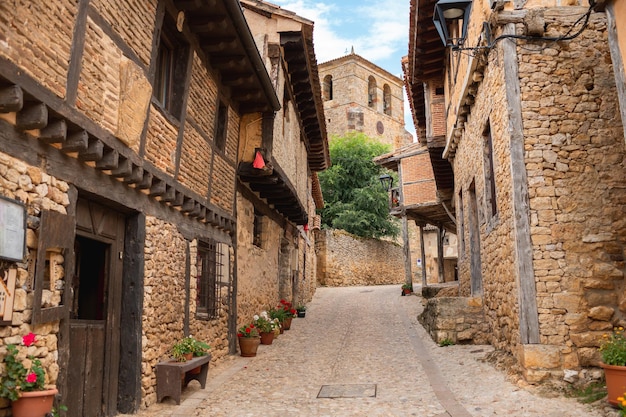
[378,174,394,192]
[433,0,473,49]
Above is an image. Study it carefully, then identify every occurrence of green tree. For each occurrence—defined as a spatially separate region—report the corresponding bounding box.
[318,132,399,238]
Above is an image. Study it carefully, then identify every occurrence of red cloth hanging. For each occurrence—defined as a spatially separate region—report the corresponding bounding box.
[253,151,265,169]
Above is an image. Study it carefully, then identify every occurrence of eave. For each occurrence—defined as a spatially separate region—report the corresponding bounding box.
[174,0,280,113]
[238,159,308,225]
[280,28,330,172]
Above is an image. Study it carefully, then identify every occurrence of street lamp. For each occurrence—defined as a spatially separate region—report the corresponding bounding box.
[433,0,472,49]
[378,174,394,192]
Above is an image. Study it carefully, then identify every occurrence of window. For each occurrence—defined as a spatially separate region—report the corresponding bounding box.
[368,76,376,108]
[323,75,333,101]
[154,14,189,119]
[196,240,224,319]
[253,210,264,248]
[383,84,391,115]
[483,122,497,217]
[214,101,228,152]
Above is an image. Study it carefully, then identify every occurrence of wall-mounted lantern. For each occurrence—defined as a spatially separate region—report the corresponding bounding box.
[433,0,473,50]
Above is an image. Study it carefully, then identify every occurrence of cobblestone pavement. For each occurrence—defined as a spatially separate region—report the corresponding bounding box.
[122,285,618,417]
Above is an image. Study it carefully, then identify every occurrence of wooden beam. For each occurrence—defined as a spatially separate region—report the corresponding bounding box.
[0,85,23,113]
[16,102,47,130]
[78,138,104,161]
[39,120,67,144]
[95,148,119,170]
[62,130,89,152]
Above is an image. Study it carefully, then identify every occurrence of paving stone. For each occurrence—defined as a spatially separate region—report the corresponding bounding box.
[120,285,617,417]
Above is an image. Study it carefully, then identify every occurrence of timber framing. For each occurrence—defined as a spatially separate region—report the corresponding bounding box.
[0,64,235,235]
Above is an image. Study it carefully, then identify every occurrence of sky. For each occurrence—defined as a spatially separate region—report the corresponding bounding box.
[268,0,417,139]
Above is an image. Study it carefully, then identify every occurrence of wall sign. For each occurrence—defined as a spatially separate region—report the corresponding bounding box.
[0,197,26,262]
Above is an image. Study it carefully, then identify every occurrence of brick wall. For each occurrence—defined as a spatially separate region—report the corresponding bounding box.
[401,152,438,206]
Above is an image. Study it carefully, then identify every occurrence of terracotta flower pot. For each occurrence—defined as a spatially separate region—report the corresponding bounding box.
[11,388,58,417]
[238,336,260,357]
[602,363,626,407]
[282,317,293,330]
[260,331,275,345]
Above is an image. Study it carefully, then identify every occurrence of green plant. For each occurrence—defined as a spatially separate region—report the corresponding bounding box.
[296,304,306,312]
[237,323,259,338]
[0,332,46,401]
[438,338,455,347]
[618,392,626,416]
[253,311,279,333]
[564,381,606,404]
[402,283,413,291]
[268,307,288,322]
[172,336,210,362]
[600,327,626,366]
[48,404,68,417]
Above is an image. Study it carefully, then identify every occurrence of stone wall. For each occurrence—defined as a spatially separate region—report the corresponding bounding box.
[452,8,625,381]
[315,229,404,287]
[418,297,490,345]
[0,153,69,413]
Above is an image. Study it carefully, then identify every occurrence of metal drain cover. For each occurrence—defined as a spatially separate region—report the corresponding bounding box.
[317,384,377,398]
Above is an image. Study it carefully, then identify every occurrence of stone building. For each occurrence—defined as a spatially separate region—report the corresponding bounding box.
[375,142,457,286]
[318,52,412,148]
[237,0,329,325]
[0,0,324,416]
[407,0,626,383]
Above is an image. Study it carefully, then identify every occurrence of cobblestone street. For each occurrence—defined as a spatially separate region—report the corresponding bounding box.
[124,285,615,417]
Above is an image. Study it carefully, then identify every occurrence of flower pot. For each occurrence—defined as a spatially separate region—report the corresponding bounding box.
[602,363,626,407]
[297,310,306,318]
[260,331,275,345]
[11,388,58,417]
[238,336,260,357]
[282,317,293,330]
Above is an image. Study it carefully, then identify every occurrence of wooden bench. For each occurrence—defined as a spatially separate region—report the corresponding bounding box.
[156,354,211,404]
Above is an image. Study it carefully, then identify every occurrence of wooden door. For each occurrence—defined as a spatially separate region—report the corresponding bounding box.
[68,199,125,417]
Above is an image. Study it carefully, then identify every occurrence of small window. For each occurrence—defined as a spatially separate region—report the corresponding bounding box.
[154,15,189,119]
[383,84,391,116]
[368,76,377,108]
[323,75,333,101]
[483,122,497,217]
[253,210,264,248]
[196,240,223,319]
[435,87,445,96]
[215,101,228,152]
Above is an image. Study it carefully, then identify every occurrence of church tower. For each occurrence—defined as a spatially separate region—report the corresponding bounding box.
[318,50,412,149]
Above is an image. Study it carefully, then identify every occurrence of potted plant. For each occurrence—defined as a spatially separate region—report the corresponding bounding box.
[296,304,307,318]
[254,311,278,345]
[172,336,210,362]
[401,283,413,296]
[600,327,626,407]
[0,332,58,417]
[237,323,260,357]
[278,299,297,330]
[269,307,287,333]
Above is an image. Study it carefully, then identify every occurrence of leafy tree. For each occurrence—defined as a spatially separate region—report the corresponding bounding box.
[318,132,399,238]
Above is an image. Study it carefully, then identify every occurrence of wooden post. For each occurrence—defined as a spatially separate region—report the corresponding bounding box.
[419,224,427,287]
[402,214,413,286]
[437,226,444,283]
[502,23,539,344]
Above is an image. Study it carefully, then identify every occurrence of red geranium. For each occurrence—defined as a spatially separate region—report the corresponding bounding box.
[23,332,36,347]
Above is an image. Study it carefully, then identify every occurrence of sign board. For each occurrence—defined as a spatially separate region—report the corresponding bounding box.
[0,197,26,262]
[0,268,16,323]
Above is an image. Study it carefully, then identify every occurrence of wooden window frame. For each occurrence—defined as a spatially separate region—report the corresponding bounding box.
[154,16,189,119]
[196,240,223,320]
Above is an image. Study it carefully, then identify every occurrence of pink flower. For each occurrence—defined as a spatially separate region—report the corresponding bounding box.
[26,372,37,383]
[22,333,36,347]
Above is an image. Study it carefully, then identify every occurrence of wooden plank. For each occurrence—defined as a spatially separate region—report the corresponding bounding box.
[606,4,626,143]
[109,157,132,177]
[136,171,153,190]
[502,23,539,344]
[16,102,48,130]
[68,323,87,417]
[419,224,427,287]
[0,84,23,112]
[148,178,166,196]
[437,226,444,283]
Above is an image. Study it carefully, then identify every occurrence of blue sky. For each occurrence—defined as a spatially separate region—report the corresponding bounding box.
[268,0,416,139]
